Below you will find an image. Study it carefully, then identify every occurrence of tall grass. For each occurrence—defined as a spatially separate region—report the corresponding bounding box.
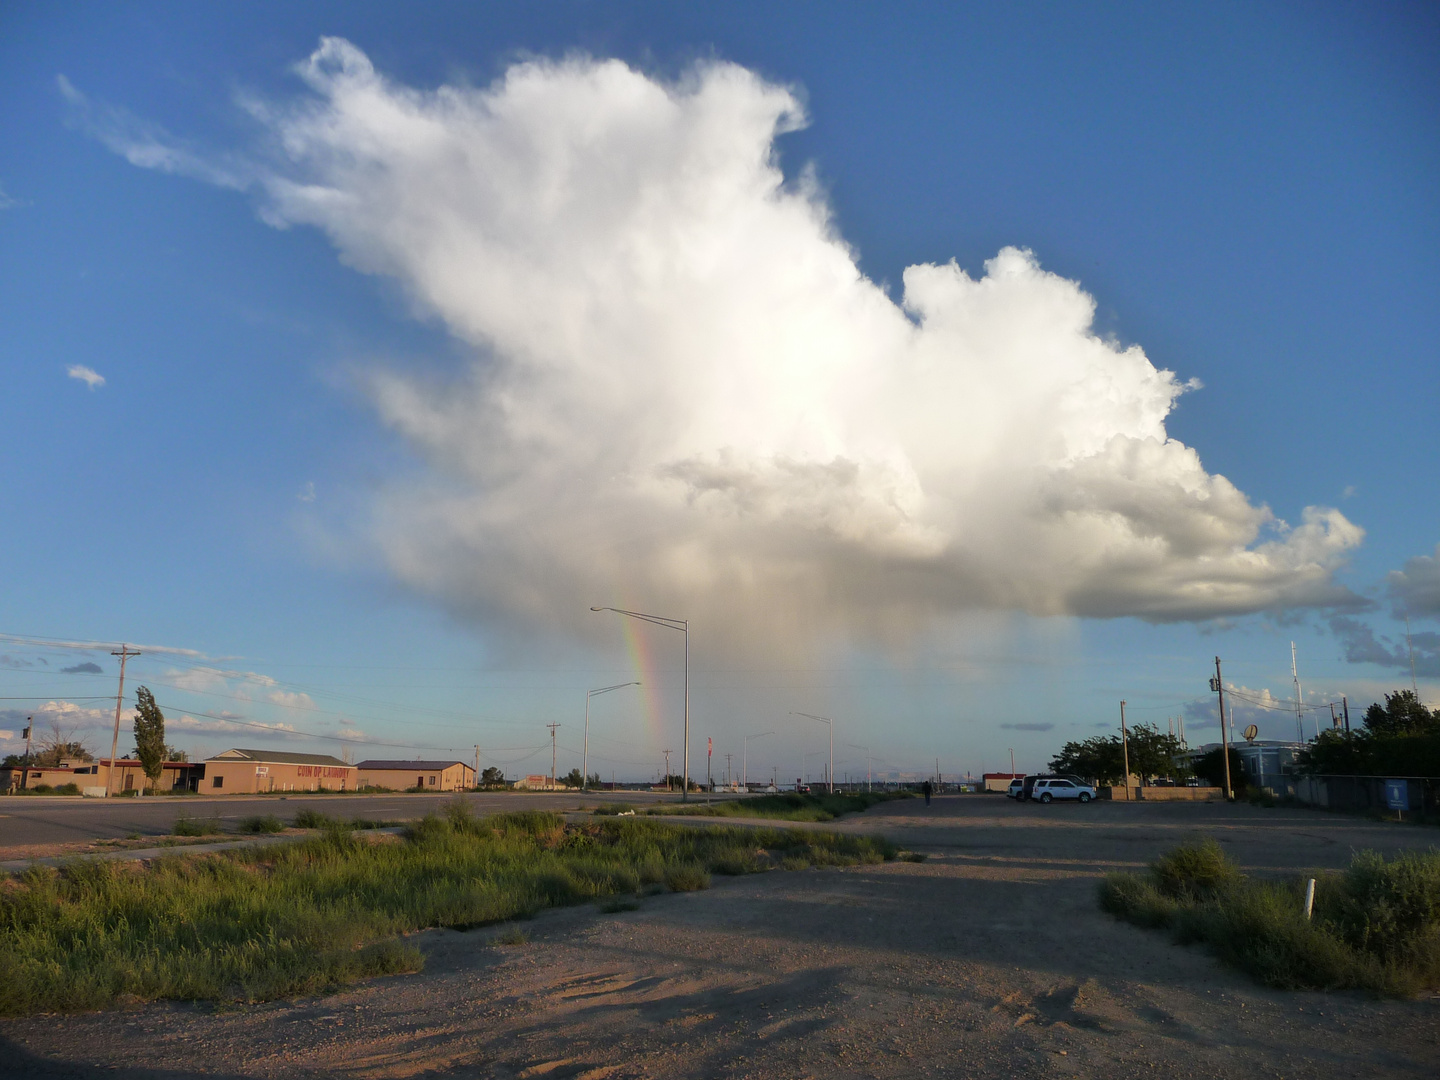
[654,791,910,822]
[0,806,894,1015]
[1101,839,1440,996]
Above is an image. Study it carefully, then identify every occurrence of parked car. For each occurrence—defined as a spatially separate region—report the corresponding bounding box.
[1031,778,1097,803]
[1006,777,1024,798]
[1018,773,1089,801]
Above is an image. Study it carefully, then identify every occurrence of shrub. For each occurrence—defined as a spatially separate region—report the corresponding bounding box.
[237,815,285,834]
[172,814,223,837]
[664,864,711,892]
[1103,840,1440,996]
[1149,838,1242,900]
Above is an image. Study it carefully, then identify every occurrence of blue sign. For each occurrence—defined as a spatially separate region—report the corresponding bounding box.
[1384,779,1408,811]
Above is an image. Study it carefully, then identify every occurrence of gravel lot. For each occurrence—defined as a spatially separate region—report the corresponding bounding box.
[3,795,1438,1079]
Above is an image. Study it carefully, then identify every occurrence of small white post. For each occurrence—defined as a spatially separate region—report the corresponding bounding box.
[1303,877,1316,921]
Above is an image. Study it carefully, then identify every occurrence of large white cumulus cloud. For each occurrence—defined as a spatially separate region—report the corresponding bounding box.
[124,39,1368,646]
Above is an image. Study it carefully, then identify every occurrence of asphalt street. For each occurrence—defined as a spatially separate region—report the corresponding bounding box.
[0,789,674,851]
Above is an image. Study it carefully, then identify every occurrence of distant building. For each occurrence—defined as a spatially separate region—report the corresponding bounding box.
[204,748,356,793]
[1181,740,1303,793]
[981,772,1023,792]
[355,760,475,791]
[514,773,562,790]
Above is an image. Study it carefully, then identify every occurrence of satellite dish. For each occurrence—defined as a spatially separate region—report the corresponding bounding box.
[1243,724,1259,742]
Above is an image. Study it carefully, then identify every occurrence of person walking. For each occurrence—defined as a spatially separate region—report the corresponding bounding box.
[922,779,933,806]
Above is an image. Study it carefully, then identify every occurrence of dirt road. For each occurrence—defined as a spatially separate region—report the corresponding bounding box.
[3,796,1438,1078]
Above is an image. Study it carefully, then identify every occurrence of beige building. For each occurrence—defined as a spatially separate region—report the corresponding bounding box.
[355,759,475,791]
[204,748,356,793]
[2,758,201,795]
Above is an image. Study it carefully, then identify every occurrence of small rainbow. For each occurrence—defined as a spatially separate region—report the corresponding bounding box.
[618,615,671,750]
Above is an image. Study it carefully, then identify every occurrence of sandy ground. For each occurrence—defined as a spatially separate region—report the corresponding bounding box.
[3,796,1438,1079]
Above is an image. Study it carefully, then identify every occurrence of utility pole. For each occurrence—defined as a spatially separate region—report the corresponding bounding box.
[1213,656,1233,800]
[725,752,733,789]
[663,749,671,792]
[21,717,33,789]
[1291,641,1306,743]
[546,722,561,787]
[1008,747,1015,776]
[1342,695,1350,734]
[105,644,140,798]
[1119,700,1130,798]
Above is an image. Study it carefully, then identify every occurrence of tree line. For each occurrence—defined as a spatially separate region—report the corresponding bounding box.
[1045,689,1440,789]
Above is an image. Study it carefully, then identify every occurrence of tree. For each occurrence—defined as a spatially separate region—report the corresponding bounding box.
[1048,724,1187,785]
[1361,690,1440,738]
[1049,736,1125,784]
[559,767,584,789]
[1193,745,1246,794]
[33,720,93,767]
[131,686,166,792]
[1124,724,1189,781]
[480,766,505,787]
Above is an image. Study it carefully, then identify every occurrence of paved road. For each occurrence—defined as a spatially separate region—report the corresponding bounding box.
[0,789,676,852]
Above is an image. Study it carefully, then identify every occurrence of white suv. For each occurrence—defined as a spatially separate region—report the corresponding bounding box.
[1031,778,1096,803]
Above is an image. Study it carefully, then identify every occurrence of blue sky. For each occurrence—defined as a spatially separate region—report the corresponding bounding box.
[2,2,1437,784]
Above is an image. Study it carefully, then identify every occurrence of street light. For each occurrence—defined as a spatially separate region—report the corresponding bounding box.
[583,681,640,792]
[592,606,691,801]
[791,712,833,795]
[743,731,773,790]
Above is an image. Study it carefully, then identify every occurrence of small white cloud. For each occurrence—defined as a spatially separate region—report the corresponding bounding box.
[298,481,316,503]
[1342,485,1357,499]
[66,364,105,389]
[0,183,20,211]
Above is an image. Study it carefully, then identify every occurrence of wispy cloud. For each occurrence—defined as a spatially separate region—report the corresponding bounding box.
[60,661,103,674]
[57,74,245,189]
[66,364,105,389]
[999,722,1055,732]
[0,183,22,211]
[298,481,316,503]
[1329,614,1440,678]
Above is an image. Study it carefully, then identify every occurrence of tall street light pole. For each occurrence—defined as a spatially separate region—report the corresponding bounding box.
[583,681,640,792]
[792,712,833,795]
[592,607,690,801]
[743,731,773,790]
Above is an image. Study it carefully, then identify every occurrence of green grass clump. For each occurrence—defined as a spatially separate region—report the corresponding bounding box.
[0,806,894,1016]
[293,808,393,831]
[172,814,223,837]
[670,790,909,822]
[664,864,711,892]
[1101,840,1440,996]
[237,815,286,834]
